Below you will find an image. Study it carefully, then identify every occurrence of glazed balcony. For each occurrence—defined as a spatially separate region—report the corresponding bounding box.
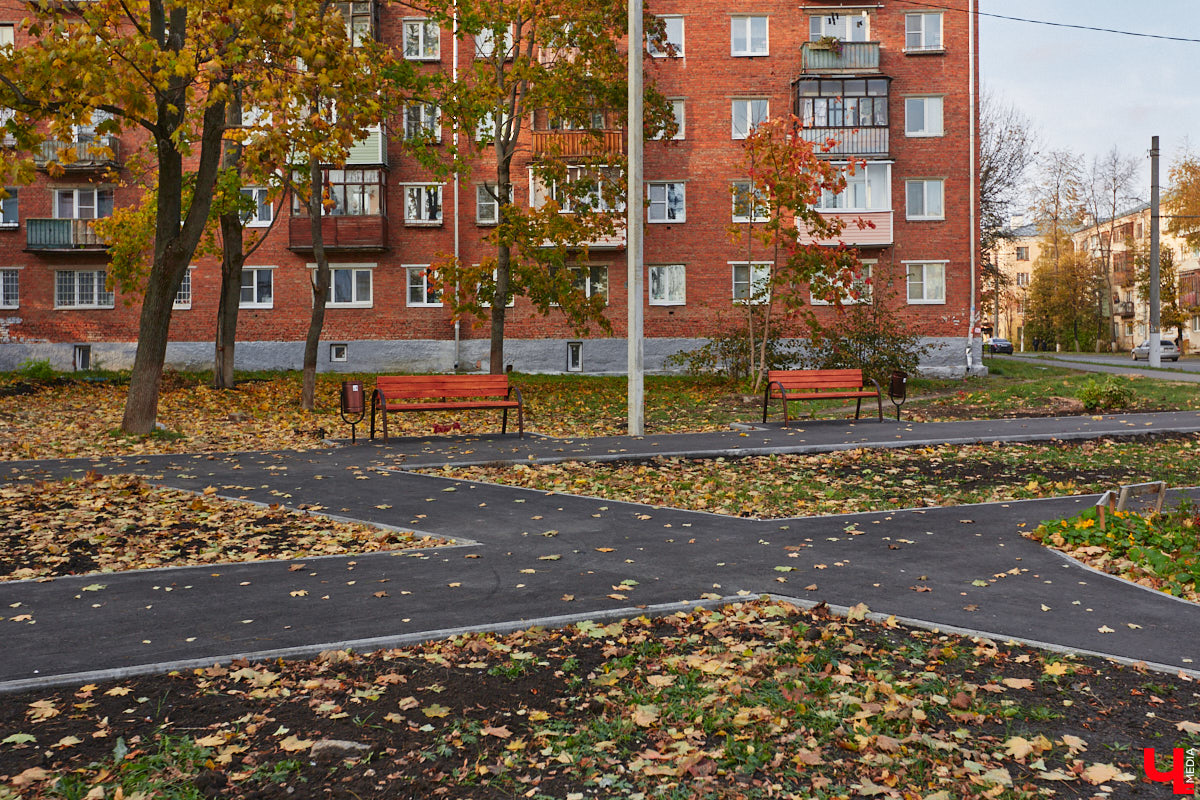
[797,211,893,248]
[34,137,121,170]
[531,130,624,159]
[1115,301,1135,317]
[288,214,388,252]
[801,41,881,73]
[25,218,108,251]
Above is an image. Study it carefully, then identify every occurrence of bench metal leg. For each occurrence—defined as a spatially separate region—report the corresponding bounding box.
[854,397,862,420]
[502,407,509,435]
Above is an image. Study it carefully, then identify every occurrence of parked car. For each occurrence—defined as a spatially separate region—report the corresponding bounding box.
[1131,339,1180,361]
[984,337,1014,354]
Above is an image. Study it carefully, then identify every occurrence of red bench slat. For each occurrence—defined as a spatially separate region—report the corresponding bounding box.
[370,374,523,441]
[763,369,882,425]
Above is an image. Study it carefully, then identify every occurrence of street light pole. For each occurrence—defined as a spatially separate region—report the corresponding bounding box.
[626,0,645,436]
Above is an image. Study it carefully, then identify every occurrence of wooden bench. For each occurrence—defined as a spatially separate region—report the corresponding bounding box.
[369,374,524,442]
[762,369,882,426]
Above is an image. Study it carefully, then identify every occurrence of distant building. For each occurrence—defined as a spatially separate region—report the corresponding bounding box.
[985,217,1039,348]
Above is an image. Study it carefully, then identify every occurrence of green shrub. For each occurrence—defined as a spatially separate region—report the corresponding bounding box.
[665,314,801,382]
[17,358,56,381]
[796,291,930,387]
[1076,375,1134,411]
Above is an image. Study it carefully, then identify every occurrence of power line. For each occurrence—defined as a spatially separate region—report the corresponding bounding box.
[885,0,1200,44]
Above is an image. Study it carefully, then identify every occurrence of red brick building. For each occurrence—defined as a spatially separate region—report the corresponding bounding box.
[0,0,982,376]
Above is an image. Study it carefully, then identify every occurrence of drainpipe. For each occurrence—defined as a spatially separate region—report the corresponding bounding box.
[966,0,978,374]
[452,1,462,371]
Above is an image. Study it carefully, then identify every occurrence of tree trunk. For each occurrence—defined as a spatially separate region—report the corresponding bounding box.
[302,158,330,411]
[489,138,516,375]
[214,92,245,390]
[121,249,189,434]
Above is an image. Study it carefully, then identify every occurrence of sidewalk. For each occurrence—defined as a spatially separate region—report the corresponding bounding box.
[4,411,1200,693]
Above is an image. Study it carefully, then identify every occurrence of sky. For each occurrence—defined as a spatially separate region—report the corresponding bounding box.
[979,0,1199,204]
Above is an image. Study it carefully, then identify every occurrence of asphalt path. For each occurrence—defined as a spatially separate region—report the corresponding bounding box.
[4,412,1200,693]
[996,352,1200,379]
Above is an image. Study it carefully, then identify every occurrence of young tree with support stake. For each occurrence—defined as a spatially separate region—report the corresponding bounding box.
[408,0,675,373]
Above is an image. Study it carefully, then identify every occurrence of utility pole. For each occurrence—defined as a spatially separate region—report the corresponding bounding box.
[626,0,645,436]
[1149,136,1161,367]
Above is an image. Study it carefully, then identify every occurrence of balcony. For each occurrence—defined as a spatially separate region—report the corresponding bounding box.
[1115,301,1135,317]
[797,211,893,248]
[25,218,108,251]
[34,137,121,170]
[531,130,624,159]
[801,41,880,73]
[288,215,388,252]
[799,126,888,157]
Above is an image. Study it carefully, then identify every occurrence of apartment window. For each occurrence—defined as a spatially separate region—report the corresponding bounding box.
[649,264,685,306]
[732,262,771,303]
[404,184,443,225]
[906,261,946,304]
[326,265,373,307]
[294,169,384,216]
[652,99,685,141]
[403,103,441,140]
[649,15,684,57]
[173,269,192,309]
[477,183,500,225]
[0,24,13,49]
[0,268,17,308]
[809,13,868,41]
[905,96,944,137]
[905,179,944,220]
[240,267,273,308]
[811,261,873,305]
[474,23,514,58]
[55,269,114,309]
[571,265,609,303]
[478,268,516,308]
[240,187,273,226]
[647,182,685,223]
[403,19,439,60]
[54,188,114,220]
[330,343,348,362]
[731,98,768,139]
[730,16,768,56]
[0,108,13,146]
[533,166,623,214]
[73,345,91,371]
[905,12,943,51]
[407,266,442,306]
[0,188,16,227]
[566,341,583,372]
[1192,316,1200,332]
[817,163,890,211]
[339,2,373,46]
[732,180,768,223]
[1016,272,1030,287]
[798,78,889,129]
[1016,246,1029,261]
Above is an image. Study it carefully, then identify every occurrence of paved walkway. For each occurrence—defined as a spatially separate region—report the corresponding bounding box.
[4,410,1200,693]
[998,352,1200,381]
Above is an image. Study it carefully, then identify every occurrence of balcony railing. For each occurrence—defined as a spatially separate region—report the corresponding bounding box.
[1115,301,1135,317]
[26,218,108,251]
[798,211,893,248]
[34,136,121,169]
[531,130,624,159]
[801,41,881,72]
[289,214,388,251]
[799,126,889,157]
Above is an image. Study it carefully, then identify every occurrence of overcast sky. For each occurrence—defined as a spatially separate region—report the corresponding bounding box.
[980,0,1199,203]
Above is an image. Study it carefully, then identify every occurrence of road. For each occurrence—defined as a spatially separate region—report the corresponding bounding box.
[991,351,1200,380]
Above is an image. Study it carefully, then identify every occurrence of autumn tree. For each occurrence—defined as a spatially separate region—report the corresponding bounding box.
[1165,148,1200,250]
[728,115,857,394]
[1081,147,1140,344]
[1025,237,1104,351]
[1133,244,1186,341]
[411,0,676,373]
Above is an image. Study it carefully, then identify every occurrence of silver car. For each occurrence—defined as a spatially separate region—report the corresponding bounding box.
[1131,339,1180,361]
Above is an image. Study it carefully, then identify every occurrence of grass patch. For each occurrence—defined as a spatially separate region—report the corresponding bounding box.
[1028,498,1200,601]
[433,435,1200,518]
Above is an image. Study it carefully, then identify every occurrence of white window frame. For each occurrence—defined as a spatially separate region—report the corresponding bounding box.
[1191,315,1200,333]
[731,261,771,304]
[649,264,686,306]
[905,261,946,304]
[55,269,114,309]
[731,180,768,223]
[571,265,609,304]
[478,268,517,309]
[403,103,442,141]
[404,184,443,225]
[403,18,439,60]
[730,15,768,56]
[0,188,17,227]
[321,263,374,308]
[566,341,583,372]
[816,162,892,212]
[905,178,944,220]
[731,98,768,139]
[811,260,874,305]
[173,268,193,309]
[476,183,511,225]
[652,99,685,141]
[54,187,114,220]
[406,265,442,307]
[905,96,944,137]
[1016,272,1030,287]
[0,24,14,50]
[0,267,19,309]
[240,187,273,227]
[809,13,869,41]
[330,343,349,363]
[240,267,274,309]
[905,12,943,52]
[647,181,686,223]
[649,15,684,57]
[475,23,514,59]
